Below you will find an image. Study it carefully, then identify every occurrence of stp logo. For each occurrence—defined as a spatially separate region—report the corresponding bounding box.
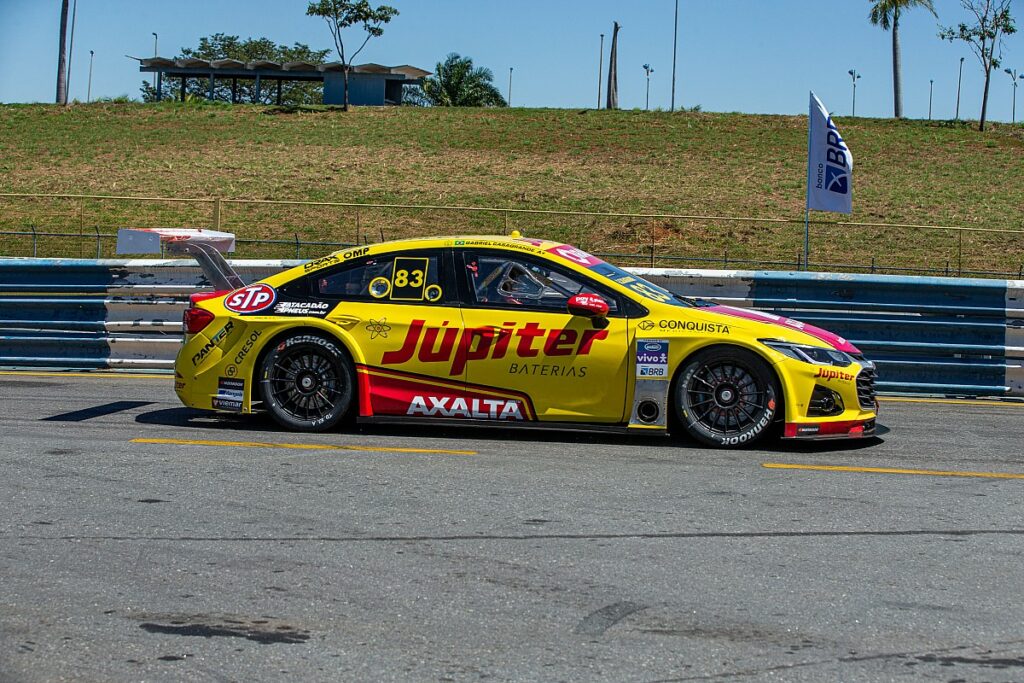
[224,284,277,314]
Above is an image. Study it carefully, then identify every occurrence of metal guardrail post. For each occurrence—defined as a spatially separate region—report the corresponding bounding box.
[294,233,300,259]
[213,198,222,230]
[958,230,963,277]
[94,227,101,258]
[31,226,37,257]
[504,210,509,235]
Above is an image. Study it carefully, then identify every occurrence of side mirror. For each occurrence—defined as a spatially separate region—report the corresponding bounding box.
[567,293,609,318]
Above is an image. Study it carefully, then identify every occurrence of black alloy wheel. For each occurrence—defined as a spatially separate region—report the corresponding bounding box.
[260,333,354,431]
[675,347,779,448]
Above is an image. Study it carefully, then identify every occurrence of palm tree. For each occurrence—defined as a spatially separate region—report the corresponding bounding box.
[869,0,937,118]
[422,54,507,107]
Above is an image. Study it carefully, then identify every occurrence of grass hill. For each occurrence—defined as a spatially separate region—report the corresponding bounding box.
[0,102,1021,275]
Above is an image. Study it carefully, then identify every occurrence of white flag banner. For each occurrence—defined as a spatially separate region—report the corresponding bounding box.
[806,92,853,214]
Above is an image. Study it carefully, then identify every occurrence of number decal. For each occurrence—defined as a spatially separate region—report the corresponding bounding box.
[389,257,430,301]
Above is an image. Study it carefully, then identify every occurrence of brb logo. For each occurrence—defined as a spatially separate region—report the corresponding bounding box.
[822,116,850,195]
[224,284,276,314]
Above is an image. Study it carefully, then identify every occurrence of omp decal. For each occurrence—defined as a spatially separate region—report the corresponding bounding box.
[814,367,855,382]
[233,329,263,365]
[389,257,429,301]
[224,284,277,314]
[192,320,234,366]
[355,365,537,420]
[380,319,609,376]
[302,247,369,273]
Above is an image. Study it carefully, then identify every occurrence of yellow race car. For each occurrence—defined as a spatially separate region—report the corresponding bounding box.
[174,234,877,447]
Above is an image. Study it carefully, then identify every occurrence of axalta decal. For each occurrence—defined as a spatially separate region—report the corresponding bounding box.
[381,320,608,376]
[407,395,524,420]
[192,320,234,366]
[814,367,855,382]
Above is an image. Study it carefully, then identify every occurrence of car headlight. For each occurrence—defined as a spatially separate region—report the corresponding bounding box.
[760,339,854,367]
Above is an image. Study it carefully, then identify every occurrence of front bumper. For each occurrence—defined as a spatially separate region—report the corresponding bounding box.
[782,417,877,440]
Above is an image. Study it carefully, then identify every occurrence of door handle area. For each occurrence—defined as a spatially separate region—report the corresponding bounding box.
[331,314,362,327]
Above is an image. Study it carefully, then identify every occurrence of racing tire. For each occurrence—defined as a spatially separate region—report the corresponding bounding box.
[259,333,355,432]
[674,347,780,448]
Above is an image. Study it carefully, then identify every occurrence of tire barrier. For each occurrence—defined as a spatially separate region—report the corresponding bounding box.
[1,258,1021,397]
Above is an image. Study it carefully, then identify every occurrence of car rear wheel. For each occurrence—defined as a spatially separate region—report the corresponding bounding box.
[260,333,354,432]
[674,347,779,448]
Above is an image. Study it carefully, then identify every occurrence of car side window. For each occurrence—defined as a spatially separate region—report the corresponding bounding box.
[314,251,446,304]
[461,251,619,314]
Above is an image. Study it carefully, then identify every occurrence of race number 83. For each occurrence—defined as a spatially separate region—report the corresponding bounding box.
[390,257,429,301]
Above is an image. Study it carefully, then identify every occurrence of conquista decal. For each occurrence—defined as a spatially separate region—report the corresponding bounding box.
[382,319,608,376]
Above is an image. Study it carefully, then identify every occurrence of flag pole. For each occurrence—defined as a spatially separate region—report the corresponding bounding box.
[804,92,813,271]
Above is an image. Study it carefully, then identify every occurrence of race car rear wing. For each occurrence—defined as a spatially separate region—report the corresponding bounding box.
[116,228,245,291]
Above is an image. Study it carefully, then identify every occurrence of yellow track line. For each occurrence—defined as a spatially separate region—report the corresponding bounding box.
[131,437,476,456]
[0,370,171,379]
[880,396,1024,407]
[763,462,1024,480]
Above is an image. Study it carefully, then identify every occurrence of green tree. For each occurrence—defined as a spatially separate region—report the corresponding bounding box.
[940,0,1017,131]
[306,0,399,111]
[140,34,331,104]
[421,54,507,107]
[869,0,938,119]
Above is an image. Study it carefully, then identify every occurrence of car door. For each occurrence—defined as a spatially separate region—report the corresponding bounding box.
[455,249,631,423]
[303,248,466,418]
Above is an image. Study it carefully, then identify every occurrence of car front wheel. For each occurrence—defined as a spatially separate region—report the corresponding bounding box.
[260,333,354,431]
[674,347,779,448]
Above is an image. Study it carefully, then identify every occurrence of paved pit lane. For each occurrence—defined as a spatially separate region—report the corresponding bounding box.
[3,372,1024,682]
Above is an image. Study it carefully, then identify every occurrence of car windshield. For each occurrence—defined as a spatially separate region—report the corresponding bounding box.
[586,260,698,308]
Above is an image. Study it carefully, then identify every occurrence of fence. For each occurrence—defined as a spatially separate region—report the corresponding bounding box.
[1,258,1021,398]
[2,192,1023,278]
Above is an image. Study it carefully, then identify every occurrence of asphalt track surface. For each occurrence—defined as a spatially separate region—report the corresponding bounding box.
[3,373,1024,682]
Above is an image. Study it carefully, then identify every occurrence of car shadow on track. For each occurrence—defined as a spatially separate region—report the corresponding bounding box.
[134,407,887,454]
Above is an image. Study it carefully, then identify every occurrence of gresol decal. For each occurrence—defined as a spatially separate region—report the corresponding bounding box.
[381,319,608,376]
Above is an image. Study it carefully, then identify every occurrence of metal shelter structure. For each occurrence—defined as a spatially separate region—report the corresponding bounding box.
[138,58,429,105]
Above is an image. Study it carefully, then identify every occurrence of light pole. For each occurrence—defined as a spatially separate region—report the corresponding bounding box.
[643,64,654,110]
[929,79,934,120]
[508,67,513,107]
[848,69,861,116]
[1006,68,1022,123]
[152,32,158,57]
[955,57,965,120]
[670,0,679,112]
[87,49,94,103]
[597,34,604,109]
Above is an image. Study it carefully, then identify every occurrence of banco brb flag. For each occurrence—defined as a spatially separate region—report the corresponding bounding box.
[806,92,853,214]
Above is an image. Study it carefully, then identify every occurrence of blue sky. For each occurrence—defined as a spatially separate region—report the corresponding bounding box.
[1,0,1021,121]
